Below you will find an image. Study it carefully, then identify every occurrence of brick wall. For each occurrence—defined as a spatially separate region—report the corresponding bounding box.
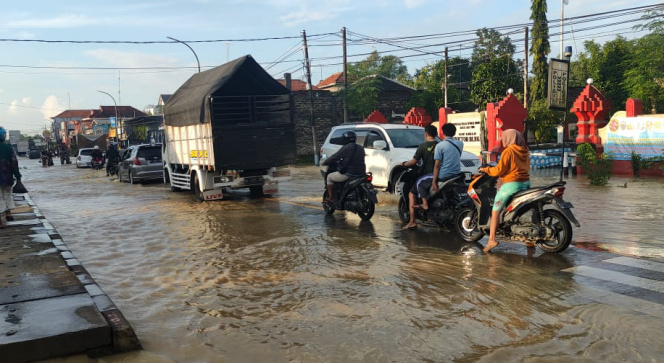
[292,90,342,157]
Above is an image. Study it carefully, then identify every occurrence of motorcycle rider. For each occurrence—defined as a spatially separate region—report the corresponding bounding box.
[479,129,530,252]
[106,142,120,176]
[321,131,366,204]
[401,125,438,230]
[431,123,464,195]
[91,145,103,168]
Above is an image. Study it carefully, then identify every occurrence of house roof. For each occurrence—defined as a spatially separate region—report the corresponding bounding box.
[369,75,416,92]
[277,79,312,91]
[316,72,345,89]
[52,109,95,119]
[159,94,172,104]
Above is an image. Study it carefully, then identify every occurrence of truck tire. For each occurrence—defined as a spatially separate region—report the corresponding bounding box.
[192,173,204,202]
[249,186,264,198]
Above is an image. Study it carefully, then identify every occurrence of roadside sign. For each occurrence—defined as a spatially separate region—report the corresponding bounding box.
[9,130,20,144]
[547,58,570,111]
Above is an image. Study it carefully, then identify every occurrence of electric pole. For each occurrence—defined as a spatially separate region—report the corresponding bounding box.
[302,30,319,165]
[444,47,448,109]
[342,27,348,124]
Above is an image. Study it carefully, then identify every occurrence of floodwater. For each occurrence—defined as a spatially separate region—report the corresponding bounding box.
[14,158,664,362]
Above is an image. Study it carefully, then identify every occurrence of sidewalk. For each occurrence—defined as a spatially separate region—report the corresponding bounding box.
[0,193,140,363]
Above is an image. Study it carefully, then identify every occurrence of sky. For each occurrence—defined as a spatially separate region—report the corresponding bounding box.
[0,0,657,135]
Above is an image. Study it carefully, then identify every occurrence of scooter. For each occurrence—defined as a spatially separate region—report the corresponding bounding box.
[322,164,378,221]
[60,150,71,165]
[455,170,580,253]
[91,157,104,170]
[396,168,470,230]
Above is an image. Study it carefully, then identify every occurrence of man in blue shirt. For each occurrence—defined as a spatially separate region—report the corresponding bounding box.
[432,123,464,194]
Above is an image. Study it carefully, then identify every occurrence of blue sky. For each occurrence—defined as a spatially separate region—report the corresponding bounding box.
[0,0,655,134]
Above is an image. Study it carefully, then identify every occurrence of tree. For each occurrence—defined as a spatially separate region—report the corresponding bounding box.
[346,76,381,119]
[624,33,664,113]
[470,55,523,108]
[529,0,550,102]
[409,57,473,115]
[471,28,516,66]
[527,99,560,143]
[348,50,409,80]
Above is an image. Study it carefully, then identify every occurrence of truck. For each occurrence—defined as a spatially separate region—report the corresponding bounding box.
[162,55,297,201]
[17,140,29,156]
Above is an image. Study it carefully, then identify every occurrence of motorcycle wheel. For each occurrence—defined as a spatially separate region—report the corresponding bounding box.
[322,190,335,215]
[397,198,410,223]
[536,209,573,253]
[61,159,64,165]
[357,189,375,221]
[455,207,484,242]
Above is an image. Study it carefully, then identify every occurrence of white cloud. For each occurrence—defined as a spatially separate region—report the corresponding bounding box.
[83,49,180,68]
[404,0,427,8]
[41,96,63,121]
[22,97,32,106]
[8,100,19,113]
[6,14,99,29]
[280,8,335,26]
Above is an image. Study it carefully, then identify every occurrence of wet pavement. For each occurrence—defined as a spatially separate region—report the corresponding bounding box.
[12,158,664,362]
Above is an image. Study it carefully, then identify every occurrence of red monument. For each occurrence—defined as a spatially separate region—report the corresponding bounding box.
[571,79,610,153]
[364,110,387,124]
[485,91,527,158]
[403,107,432,127]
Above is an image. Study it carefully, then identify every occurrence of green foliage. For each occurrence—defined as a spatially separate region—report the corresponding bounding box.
[623,33,664,114]
[409,57,474,115]
[527,99,560,144]
[470,56,523,108]
[471,28,517,65]
[347,76,380,119]
[529,0,550,102]
[577,143,614,186]
[348,50,409,80]
[636,5,664,33]
[630,150,664,177]
[134,125,148,141]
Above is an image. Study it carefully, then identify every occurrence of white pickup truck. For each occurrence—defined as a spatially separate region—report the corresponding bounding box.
[162,55,296,201]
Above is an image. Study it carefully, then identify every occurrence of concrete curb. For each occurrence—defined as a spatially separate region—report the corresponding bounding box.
[0,193,141,362]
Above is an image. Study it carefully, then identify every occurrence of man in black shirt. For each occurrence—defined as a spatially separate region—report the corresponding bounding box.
[321,131,366,203]
[400,125,438,230]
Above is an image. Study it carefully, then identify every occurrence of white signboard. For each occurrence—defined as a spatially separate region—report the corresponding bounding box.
[547,58,570,111]
[9,130,21,144]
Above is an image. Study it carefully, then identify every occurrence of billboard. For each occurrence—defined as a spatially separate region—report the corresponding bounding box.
[9,130,21,144]
[605,116,664,160]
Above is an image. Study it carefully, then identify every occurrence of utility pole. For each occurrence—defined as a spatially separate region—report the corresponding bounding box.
[443,47,448,109]
[523,27,530,143]
[302,30,319,165]
[342,27,348,124]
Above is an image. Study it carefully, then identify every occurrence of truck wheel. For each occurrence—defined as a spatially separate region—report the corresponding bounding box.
[249,186,264,198]
[192,173,204,202]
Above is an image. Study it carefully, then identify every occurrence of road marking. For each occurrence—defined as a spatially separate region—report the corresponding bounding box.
[604,256,664,273]
[562,265,664,294]
[577,285,664,319]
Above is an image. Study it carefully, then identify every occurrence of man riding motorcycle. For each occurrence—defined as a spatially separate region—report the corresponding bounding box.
[106,143,120,176]
[91,145,104,169]
[400,125,438,230]
[321,131,366,204]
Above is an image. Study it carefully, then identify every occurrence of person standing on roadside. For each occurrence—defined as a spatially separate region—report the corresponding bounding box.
[0,127,22,228]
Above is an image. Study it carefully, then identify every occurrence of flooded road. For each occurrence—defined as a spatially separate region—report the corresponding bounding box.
[15,159,664,362]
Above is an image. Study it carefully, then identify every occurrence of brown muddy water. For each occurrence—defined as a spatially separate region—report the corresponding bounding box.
[14,159,664,362]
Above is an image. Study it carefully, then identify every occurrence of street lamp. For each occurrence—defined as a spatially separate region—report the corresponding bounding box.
[167,36,201,73]
[97,90,119,146]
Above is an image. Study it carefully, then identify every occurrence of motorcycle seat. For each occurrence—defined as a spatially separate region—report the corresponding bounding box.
[511,181,566,199]
[429,173,466,196]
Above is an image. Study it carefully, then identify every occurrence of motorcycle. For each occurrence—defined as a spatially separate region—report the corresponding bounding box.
[322,164,378,221]
[41,151,53,167]
[60,150,71,165]
[107,160,118,176]
[455,170,580,253]
[396,168,470,229]
[91,157,104,170]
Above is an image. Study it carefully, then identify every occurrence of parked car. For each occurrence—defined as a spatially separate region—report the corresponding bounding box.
[28,148,41,159]
[319,123,481,192]
[76,148,95,168]
[117,144,163,184]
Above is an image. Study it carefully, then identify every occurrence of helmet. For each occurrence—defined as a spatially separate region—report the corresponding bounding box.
[342,131,357,145]
[94,145,99,150]
[0,127,5,142]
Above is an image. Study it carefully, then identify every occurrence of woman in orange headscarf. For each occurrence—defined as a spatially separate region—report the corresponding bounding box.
[479,129,530,252]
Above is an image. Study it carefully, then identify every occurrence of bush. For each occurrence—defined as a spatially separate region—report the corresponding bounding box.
[630,150,664,177]
[577,143,614,186]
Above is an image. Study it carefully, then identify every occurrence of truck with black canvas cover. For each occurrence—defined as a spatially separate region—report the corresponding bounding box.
[162,55,297,200]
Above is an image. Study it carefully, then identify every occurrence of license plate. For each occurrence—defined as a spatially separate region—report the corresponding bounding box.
[203,190,223,201]
[246,176,264,185]
[263,184,278,195]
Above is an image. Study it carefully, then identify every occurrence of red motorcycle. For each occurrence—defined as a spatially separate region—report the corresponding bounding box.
[91,157,104,170]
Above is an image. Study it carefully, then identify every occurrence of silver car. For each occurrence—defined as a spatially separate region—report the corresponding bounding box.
[117,144,163,184]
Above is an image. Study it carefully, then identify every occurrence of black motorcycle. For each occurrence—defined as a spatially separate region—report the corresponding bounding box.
[107,160,118,176]
[322,164,378,221]
[396,169,470,229]
[60,150,71,165]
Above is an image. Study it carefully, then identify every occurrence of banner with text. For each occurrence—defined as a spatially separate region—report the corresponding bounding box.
[605,116,664,160]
